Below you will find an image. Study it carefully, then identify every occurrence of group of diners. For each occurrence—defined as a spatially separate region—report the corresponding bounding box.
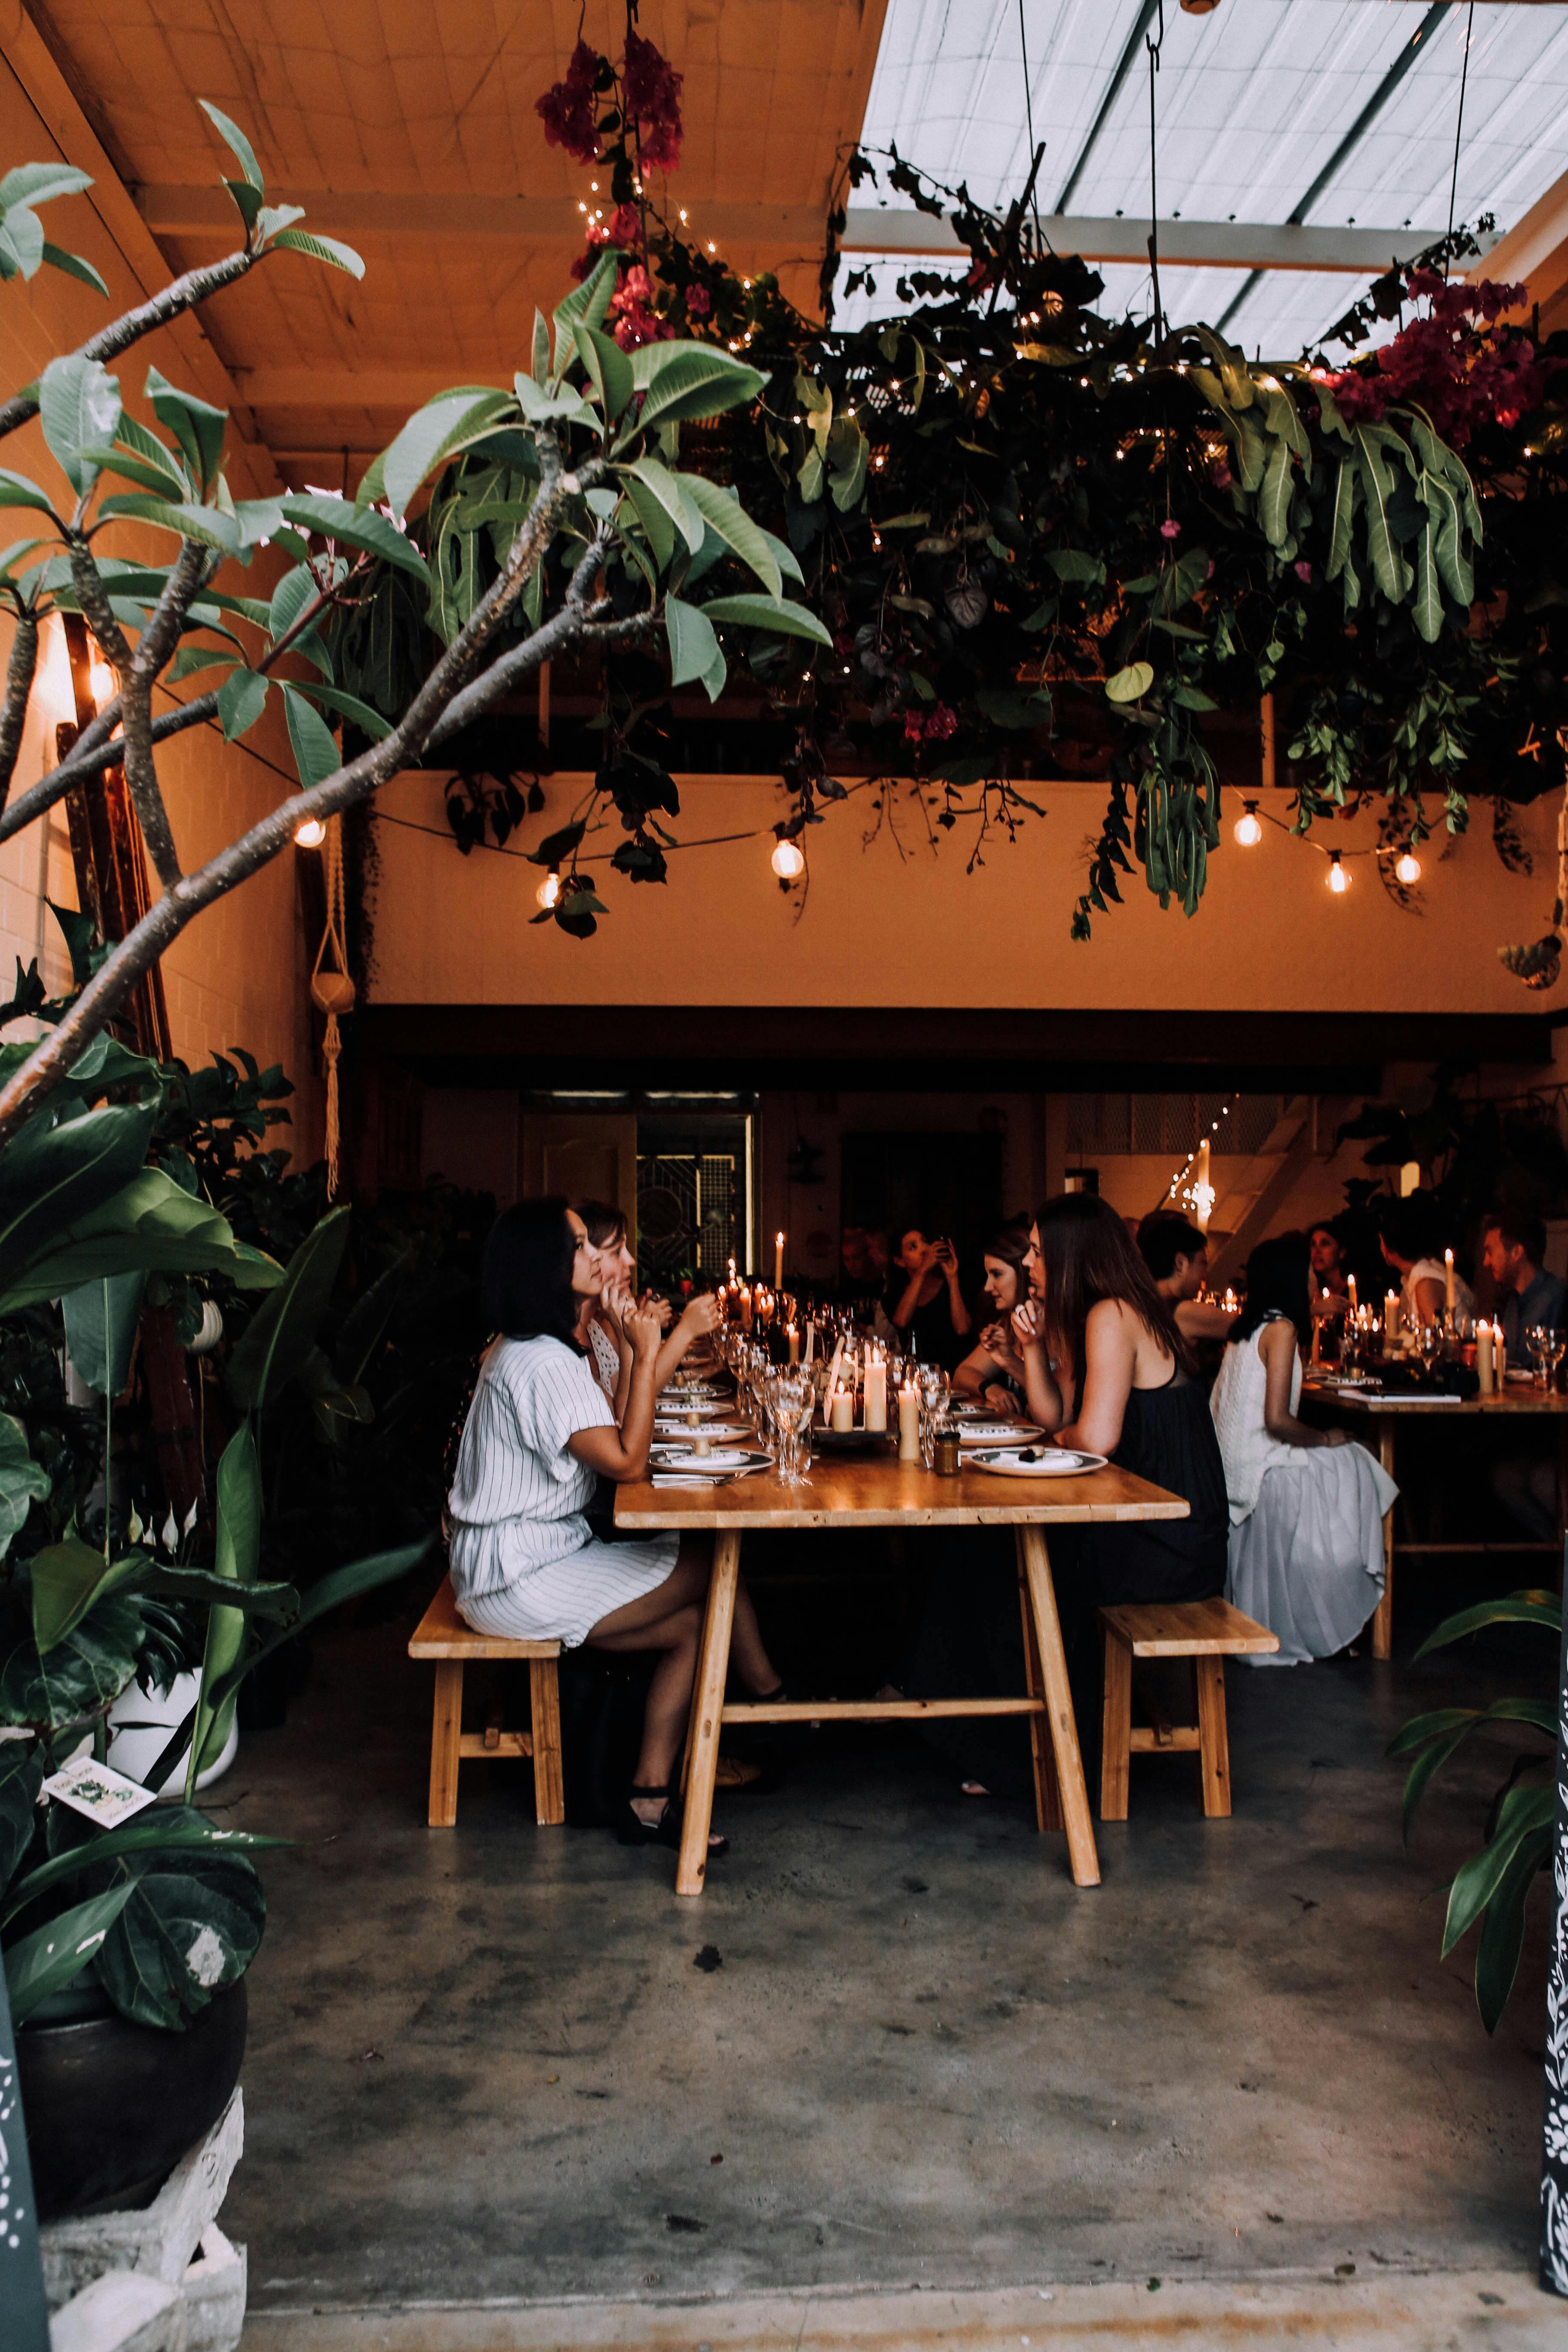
[443,1184,1564,1852]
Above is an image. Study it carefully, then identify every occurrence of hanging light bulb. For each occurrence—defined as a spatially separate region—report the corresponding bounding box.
[1395,847,1421,885]
[294,815,326,849]
[1233,799,1262,848]
[536,869,562,910]
[87,643,116,708]
[771,838,805,881]
[1327,850,1348,894]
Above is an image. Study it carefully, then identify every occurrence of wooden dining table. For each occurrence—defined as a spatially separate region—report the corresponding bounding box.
[1298,1376,1568,1659]
[615,1448,1190,1897]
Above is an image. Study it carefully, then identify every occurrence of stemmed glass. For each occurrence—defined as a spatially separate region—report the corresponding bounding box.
[773,1370,815,1486]
[1526,1323,1552,1390]
[917,1365,950,1469]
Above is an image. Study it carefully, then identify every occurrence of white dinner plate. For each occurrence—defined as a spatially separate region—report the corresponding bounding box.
[946,1400,995,1418]
[649,1444,771,1473]
[968,1446,1107,1476]
[656,1398,733,1419]
[653,1421,754,1442]
[957,1422,1044,1447]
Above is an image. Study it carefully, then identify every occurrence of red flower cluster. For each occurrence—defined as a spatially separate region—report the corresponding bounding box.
[1324,272,1550,447]
[903,701,958,746]
[536,40,600,164]
[570,202,643,282]
[623,31,683,173]
[607,263,675,353]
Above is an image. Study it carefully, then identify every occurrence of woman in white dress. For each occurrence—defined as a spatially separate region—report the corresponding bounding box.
[448,1199,783,1849]
[577,1200,720,1412]
[1210,1232,1397,1665]
[1377,1196,1474,1331]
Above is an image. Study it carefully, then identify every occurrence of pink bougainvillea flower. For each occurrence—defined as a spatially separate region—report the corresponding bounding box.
[536,40,601,164]
[1159,518,1181,540]
[1209,459,1232,489]
[1321,273,1556,448]
[1293,559,1313,584]
[623,30,683,173]
[686,284,712,317]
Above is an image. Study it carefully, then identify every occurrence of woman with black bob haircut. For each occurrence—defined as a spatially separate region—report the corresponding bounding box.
[448,1199,784,1852]
[1012,1192,1228,1609]
[1209,1231,1396,1664]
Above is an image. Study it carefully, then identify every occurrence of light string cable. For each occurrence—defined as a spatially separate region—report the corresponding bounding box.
[1446,0,1477,254]
[1018,0,1043,243]
[1146,0,1166,345]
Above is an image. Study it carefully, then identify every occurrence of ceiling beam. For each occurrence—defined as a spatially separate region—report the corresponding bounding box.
[1473,159,1568,313]
[135,184,1473,278]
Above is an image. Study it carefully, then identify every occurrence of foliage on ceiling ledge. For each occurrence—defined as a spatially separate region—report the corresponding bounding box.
[330,16,1568,981]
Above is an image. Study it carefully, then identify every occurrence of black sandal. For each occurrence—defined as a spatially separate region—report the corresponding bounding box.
[616,1783,728,1856]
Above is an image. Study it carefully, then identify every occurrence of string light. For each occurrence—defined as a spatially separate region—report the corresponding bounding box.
[1233,799,1262,848]
[1327,850,1349,894]
[771,838,805,880]
[1395,848,1421,884]
[294,816,326,849]
[536,869,562,910]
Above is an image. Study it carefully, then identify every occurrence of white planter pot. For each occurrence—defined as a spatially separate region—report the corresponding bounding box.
[107,1670,239,1801]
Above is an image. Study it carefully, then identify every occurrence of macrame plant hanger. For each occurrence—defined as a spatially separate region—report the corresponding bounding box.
[310,813,355,1197]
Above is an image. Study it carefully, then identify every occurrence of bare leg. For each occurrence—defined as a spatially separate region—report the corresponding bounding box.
[728,1574,780,1696]
[586,1537,730,1832]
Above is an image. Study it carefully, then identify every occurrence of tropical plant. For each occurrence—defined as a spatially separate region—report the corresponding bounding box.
[0,99,827,1150]
[1390,1586,1561,2031]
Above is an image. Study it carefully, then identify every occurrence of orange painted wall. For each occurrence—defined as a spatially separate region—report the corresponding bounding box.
[367,768,1560,1016]
[0,37,319,1153]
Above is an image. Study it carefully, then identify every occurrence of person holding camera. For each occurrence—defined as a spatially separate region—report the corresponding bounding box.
[884,1225,973,1370]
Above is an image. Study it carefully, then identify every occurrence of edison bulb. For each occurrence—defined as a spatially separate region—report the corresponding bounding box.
[1327,854,1348,894]
[1233,802,1262,848]
[88,658,116,708]
[771,838,805,880]
[293,816,326,849]
[536,869,562,910]
[1395,849,1421,885]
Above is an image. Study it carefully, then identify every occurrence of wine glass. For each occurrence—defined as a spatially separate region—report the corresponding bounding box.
[917,1365,949,1469]
[1540,1326,1565,1394]
[773,1370,815,1485]
[1526,1323,1552,1391]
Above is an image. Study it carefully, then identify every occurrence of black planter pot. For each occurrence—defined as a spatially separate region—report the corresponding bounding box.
[17,1978,247,2221]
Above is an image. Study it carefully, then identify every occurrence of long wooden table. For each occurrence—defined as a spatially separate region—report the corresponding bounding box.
[615,1454,1189,1897]
[1299,1378,1568,1659]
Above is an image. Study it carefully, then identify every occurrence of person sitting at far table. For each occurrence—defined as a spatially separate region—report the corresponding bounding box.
[1308,1220,1352,1322]
[952,1217,1033,1413]
[1482,1208,1567,1362]
[885,1227,973,1370]
[1378,1196,1475,1330]
[1136,1212,1237,1343]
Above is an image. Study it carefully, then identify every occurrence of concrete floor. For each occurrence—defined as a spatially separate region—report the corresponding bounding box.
[217,1555,1555,2327]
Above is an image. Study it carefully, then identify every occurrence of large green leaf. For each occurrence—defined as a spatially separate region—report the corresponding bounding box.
[618,458,703,556]
[1442,1782,1556,1956]
[95,494,239,555]
[1473,1819,1553,2033]
[268,227,364,277]
[292,680,393,741]
[217,665,269,742]
[674,475,781,597]
[38,354,120,496]
[1411,520,1442,644]
[664,594,721,691]
[1258,436,1293,548]
[60,1268,147,1396]
[280,682,342,790]
[144,367,227,492]
[1415,1591,1562,1658]
[551,249,619,381]
[5,1881,136,2024]
[695,593,832,645]
[225,1205,350,1413]
[2,1167,241,1317]
[279,492,429,581]
[0,162,94,212]
[1353,425,1412,604]
[31,1534,118,1653]
[0,1411,50,1565]
[4,1810,287,1926]
[573,320,634,426]
[1326,457,1357,582]
[0,1100,159,1314]
[376,390,513,523]
[626,349,766,441]
[0,1739,43,1899]
[197,101,262,193]
[92,1845,266,2028]
[190,1419,261,1784]
[0,1589,144,1731]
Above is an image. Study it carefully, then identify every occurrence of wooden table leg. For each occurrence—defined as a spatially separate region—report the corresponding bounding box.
[1015,1527,1100,1888]
[428,1660,462,1828]
[1372,1415,1396,1661]
[676,1530,741,1897]
[529,1658,565,1827]
[1016,1553,1061,1832]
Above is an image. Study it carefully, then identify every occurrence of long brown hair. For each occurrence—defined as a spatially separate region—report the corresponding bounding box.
[1032,1194,1194,1381]
[983,1216,1032,1311]
[578,1199,627,1252]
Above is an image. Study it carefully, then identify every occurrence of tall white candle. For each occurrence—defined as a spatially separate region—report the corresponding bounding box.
[1348,1274,1358,1313]
[1445,1248,1456,1314]
[775,1230,785,1290]
[898,1382,920,1462]
[1476,1320,1494,1394]
[864,1353,888,1433]
[787,1323,799,1365]
[804,1320,815,1367]
[830,1385,853,1433]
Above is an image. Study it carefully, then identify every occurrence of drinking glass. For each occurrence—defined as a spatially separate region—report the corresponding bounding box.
[774,1371,815,1486]
[1526,1323,1552,1391]
[917,1366,950,1469]
[1539,1326,1565,1394]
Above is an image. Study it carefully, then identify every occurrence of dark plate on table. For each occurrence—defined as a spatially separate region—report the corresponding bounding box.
[811,1427,897,1456]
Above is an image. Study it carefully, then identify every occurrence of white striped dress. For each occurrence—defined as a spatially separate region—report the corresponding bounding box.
[447,1335,677,1646]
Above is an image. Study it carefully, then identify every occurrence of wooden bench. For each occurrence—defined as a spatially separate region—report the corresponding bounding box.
[1098,1598,1279,1822]
[408,1576,564,1828]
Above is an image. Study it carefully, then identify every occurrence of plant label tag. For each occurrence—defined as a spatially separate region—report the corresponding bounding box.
[42,1754,158,1826]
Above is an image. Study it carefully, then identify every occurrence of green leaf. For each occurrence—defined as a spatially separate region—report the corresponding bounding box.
[292,680,393,741]
[191,1419,261,1781]
[59,1268,146,1396]
[1326,457,1357,582]
[573,319,634,426]
[531,307,551,387]
[551,249,620,380]
[268,227,365,277]
[377,390,512,523]
[95,494,239,554]
[674,475,781,597]
[1442,1782,1557,1956]
[1474,1820,1552,2033]
[1047,550,1106,586]
[619,458,703,556]
[621,473,676,571]
[4,1812,288,1927]
[5,1882,136,2024]
[0,205,45,280]
[624,347,766,442]
[0,1740,43,1890]
[217,665,269,742]
[144,366,227,491]
[1415,1591,1562,1658]
[198,100,263,192]
[664,594,722,695]
[1411,519,1442,644]
[695,593,830,646]
[1106,662,1155,704]
[1396,1714,1482,1841]
[0,163,94,211]
[279,491,430,581]
[827,421,868,513]
[226,1206,350,1413]
[1353,424,1411,603]
[1259,435,1293,547]
[0,1409,49,1562]
[40,243,108,299]
[0,467,54,516]
[94,1842,266,2027]
[38,354,121,496]
[279,682,341,790]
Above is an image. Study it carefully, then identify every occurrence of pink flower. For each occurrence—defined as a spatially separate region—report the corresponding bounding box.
[1209,459,1231,490]
[536,40,601,165]
[623,31,683,173]
[686,284,712,318]
[1293,559,1313,585]
[1159,518,1181,540]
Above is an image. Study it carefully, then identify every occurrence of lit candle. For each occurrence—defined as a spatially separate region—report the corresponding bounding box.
[1385,1290,1400,1344]
[739,1285,753,1331]
[787,1323,799,1365]
[775,1229,785,1290]
[1476,1319,1494,1394]
[898,1382,920,1462]
[804,1319,815,1367]
[1496,1323,1508,1380]
[1348,1274,1358,1313]
[1445,1248,1456,1315]
[830,1384,854,1433]
[864,1350,887,1433]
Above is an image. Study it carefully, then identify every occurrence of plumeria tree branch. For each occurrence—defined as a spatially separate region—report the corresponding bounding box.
[0,253,260,445]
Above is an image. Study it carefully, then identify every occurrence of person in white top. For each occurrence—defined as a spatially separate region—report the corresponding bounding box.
[1210,1232,1397,1665]
[578,1200,721,1413]
[447,1199,783,1852]
[1378,1197,1474,1330]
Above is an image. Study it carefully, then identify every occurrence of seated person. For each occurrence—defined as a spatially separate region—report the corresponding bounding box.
[1209,1233,1396,1665]
[884,1225,973,1369]
[578,1199,720,1413]
[1483,1207,1567,1542]
[1136,1211,1236,1342]
[447,1200,783,1852]
[1378,1195,1475,1329]
[1308,1220,1352,1320]
[952,1217,1032,1412]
